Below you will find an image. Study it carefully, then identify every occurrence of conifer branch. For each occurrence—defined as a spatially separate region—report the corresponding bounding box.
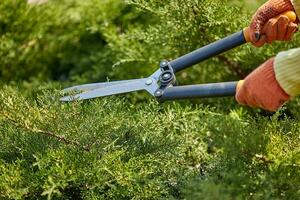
[217,55,246,78]
[1,112,90,151]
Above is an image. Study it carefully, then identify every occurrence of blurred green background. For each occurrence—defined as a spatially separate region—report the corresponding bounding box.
[1,0,298,87]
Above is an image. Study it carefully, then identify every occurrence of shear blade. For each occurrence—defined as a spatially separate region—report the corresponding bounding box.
[60,78,158,101]
[62,79,136,93]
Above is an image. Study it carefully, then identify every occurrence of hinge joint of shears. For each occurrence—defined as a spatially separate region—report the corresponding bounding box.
[154,60,176,99]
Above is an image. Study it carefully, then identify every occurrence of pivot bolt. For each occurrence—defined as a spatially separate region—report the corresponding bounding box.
[162,73,171,80]
[154,90,163,97]
[146,79,153,85]
[160,60,169,69]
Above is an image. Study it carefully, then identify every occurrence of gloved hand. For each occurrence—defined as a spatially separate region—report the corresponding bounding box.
[250,0,299,47]
[235,58,290,111]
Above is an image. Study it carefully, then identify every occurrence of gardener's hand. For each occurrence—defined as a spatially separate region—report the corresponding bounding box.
[235,58,290,111]
[250,0,299,47]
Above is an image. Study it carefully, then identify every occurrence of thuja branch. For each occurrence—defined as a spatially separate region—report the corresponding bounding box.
[217,55,247,79]
[1,112,90,151]
[217,55,246,78]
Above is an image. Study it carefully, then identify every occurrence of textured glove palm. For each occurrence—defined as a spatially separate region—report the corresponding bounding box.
[250,0,298,46]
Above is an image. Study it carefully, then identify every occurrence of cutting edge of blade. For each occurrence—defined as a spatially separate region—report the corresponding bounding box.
[60,78,152,101]
[60,68,162,101]
[62,79,140,93]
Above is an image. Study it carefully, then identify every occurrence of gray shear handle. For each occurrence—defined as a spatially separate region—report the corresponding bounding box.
[170,31,246,73]
[159,81,238,101]
[169,11,296,73]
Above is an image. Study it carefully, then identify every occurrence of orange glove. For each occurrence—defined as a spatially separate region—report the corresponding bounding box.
[235,58,290,111]
[250,0,299,47]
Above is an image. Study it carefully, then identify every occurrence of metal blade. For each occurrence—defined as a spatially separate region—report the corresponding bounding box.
[62,79,136,93]
[60,78,158,101]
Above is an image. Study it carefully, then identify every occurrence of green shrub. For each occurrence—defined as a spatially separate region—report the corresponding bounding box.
[0,0,149,83]
[1,0,300,199]
[1,0,299,84]
[106,0,300,84]
[0,86,300,199]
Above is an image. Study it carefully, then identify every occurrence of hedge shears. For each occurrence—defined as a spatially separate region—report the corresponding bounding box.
[61,11,296,102]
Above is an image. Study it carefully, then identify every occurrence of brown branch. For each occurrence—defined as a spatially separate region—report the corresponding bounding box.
[217,55,247,79]
[1,113,90,151]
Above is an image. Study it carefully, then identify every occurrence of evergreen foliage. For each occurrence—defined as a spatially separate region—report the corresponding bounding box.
[0,0,146,82]
[1,0,300,199]
[1,86,300,199]
[1,0,299,83]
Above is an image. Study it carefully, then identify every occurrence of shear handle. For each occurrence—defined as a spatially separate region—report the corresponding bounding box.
[170,11,296,73]
[159,82,238,101]
[170,31,246,73]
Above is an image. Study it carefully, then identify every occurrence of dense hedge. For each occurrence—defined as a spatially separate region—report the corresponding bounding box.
[1,0,300,199]
[1,86,300,199]
[0,0,148,82]
[1,0,299,84]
